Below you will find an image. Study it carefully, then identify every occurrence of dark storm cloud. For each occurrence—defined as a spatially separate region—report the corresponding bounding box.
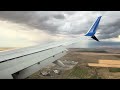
[0,11,79,36]
[98,19,120,39]
[0,11,34,23]
[0,11,120,40]
[0,11,70,34]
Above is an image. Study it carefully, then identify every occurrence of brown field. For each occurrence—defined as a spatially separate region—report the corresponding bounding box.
[26,48,120,79]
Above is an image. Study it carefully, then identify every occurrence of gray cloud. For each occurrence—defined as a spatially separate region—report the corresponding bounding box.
[98,19,120,39]
[0,11,75,35]
[0,11,120,40]
[53,14,65,19]
[0,11,34,23]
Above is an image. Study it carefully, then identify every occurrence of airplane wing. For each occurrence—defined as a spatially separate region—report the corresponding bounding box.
[85,16,102,42]
[0,38,80,79]
[0,16,102,79]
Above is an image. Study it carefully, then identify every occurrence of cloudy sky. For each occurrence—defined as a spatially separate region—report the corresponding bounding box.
[0,11,120,48]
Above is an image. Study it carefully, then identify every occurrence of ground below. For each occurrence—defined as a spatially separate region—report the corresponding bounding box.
[27,48,120,79]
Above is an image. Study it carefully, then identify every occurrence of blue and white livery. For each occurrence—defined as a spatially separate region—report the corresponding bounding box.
[85,16,102,42]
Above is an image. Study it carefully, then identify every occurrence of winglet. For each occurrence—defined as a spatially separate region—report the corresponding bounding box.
[91,35,100,42]
[85,16,102,42]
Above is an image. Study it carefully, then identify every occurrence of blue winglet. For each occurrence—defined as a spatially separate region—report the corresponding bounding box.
[85,16,102,36]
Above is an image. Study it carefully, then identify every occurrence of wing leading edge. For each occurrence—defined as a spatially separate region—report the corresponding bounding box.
[85,16,102,42]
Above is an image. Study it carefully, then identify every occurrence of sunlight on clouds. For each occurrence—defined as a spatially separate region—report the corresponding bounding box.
[118,35,120,39]
[111,35,120,42]
[0,11,119,48]
[0,20,76,47]
[0,20,55,47]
